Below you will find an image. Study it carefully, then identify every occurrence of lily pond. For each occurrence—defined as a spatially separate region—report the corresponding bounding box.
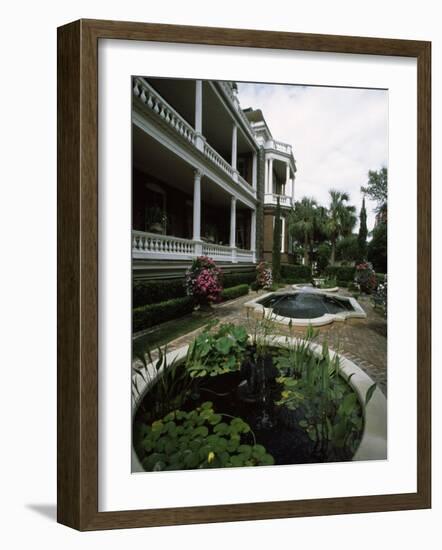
[132,320,372,472]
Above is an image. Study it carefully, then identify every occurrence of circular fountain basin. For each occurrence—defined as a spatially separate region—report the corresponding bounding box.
[244,289,366,327]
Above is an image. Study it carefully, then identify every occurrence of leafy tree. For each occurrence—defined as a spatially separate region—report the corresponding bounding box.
[361,167,387,211]
[316,242,332,273]
[357,197,368,262]
[336,234,359,263]
[272,197,282,282]
[368,222,387,273]
[287,197,318,266]
[326,190,357,265]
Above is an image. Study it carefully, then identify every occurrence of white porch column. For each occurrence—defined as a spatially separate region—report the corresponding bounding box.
[230,197,237,247]
[231,124,237,171]
[195,80,203,151]
[250,209,257,262]
[252,152,257,191]
[285,163,290,196]
[193,170,202,254]
[264,157,269,193]
[291,176,295,204]
[269,158,274,194]
[281,216,285,253]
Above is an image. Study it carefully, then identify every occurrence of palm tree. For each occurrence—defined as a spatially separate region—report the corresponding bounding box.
[287,197,318,265]
[326,190,357,265]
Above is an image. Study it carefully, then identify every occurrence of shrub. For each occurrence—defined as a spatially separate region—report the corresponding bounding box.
[221,284,249,302]
[133,296,194,332]
[185,256,223,304]
[280,264,312,283]
[133,279,186,308]
[324,266,355,284]
[355,262,377,294]
[222,271,255,288]
[256,261,273,289]
[316,243,331,273]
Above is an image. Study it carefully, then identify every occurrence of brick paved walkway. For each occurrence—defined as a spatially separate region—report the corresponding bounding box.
[142,286,388,397]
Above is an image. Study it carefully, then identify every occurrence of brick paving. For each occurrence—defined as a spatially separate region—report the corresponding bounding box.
[143,286,388,397]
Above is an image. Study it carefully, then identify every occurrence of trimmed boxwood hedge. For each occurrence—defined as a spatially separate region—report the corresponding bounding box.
[133,279,186,308]
[222,271,256,289]
[221,284,249,302]
[324,266,356,284]
[280,264,312,283]
[133,296,194,332]
[133,271,255,308]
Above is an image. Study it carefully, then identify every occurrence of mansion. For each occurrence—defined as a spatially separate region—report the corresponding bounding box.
[132,77,297,280]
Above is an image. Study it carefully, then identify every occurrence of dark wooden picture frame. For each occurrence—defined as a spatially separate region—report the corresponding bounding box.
[57,19,431,531]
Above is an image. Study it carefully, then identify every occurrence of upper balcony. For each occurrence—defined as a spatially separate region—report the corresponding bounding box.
[133,77,258,202]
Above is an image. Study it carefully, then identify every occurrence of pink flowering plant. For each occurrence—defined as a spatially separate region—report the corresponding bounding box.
[256,261,273,290]
[185,256,223,305]
[354,261,377,294]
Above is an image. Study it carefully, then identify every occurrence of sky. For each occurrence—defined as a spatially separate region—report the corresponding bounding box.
[237,82,388,232]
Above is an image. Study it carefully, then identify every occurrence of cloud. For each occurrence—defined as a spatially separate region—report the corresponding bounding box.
[237,82,388,231]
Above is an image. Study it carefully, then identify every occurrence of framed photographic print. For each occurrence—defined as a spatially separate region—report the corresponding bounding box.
[57,19,431,530]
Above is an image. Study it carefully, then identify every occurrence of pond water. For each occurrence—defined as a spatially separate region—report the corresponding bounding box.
[258,292,354,319]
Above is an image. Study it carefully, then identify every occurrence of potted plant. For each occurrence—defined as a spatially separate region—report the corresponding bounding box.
[145,206,167,234]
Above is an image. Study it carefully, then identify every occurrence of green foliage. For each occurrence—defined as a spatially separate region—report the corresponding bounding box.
[133,279,186,308]
[317,277,337,289]
[186,321,249,378]
[368,222,387,273]
[221,284,249,302]
[316,242,331,273]
[326,190,357,265]
[287,197,319,266]
[275,334,363,457]
[336,234,359,263]
[222,271,256,288]
[133,296,194,332]
[280,263,312,283]
[134,402,274,471]
[132,345,193,423]
[324,265,356,284]
[361,167,388,211]
[272,198,282,282]
[357,197,368,261]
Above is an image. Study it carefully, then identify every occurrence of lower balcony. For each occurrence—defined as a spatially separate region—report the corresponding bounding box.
[132,231,255,264]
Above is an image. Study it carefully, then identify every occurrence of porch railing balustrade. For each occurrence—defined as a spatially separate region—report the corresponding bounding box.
[133,231,255,263]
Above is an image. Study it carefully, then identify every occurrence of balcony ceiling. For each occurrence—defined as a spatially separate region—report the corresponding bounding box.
[145,77,253,161]
[133,124,250,210]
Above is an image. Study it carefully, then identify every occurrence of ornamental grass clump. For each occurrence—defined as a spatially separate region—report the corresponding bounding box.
[185,256,223,305]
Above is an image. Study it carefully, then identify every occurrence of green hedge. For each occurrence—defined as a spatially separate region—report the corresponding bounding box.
[221,284,249,302]
[222,271,256,289]
[324,266,356,284]
[376,272,387,285]
[133,296,194,332]
[280,264,312,283]
[133,279,186,308]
